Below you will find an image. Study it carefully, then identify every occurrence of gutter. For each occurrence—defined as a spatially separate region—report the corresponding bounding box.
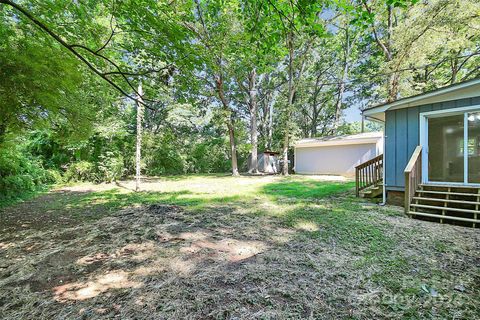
[363,78,480,115]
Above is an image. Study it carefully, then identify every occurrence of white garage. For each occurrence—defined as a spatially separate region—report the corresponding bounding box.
[294,132,383,176]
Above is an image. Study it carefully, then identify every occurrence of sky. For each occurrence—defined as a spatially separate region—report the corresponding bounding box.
[344,104,362,123]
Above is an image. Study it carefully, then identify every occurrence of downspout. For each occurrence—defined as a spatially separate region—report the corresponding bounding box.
[364,115,387,205]
[381,121,386,206]
[293,145,296,174]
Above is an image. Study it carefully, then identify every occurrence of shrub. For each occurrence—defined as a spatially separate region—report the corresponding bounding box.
[143,133,186,175]
[0,142,53,201]
[64,161,96,182]
[188,139,231,173]
[97,152,125,183]
[45,169,64,184]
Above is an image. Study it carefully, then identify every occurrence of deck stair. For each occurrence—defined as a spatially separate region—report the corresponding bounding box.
[359,182,383,198]
[408,184,480,227]
[355,154,383,198]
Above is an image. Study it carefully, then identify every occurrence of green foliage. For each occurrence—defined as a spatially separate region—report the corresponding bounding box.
[0,15,111,143]
[64,161,97,183]
[188,139,232,173]
[143,132,186,175]
[1,0,478,191]
[0,140,60,202]
[97,153,125,183]
[64,156,126,183]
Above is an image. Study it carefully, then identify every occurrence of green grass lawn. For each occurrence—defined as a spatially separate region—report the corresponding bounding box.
[0,175,478,319]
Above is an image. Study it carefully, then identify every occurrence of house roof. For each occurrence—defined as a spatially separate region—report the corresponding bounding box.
[363,78,480,121]
[295,131,383,148]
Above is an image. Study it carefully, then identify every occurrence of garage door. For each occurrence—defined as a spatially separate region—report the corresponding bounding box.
[295,143,377,176]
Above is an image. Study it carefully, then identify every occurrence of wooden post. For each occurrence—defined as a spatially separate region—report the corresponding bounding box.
[404,146,422,216]
[442,187,450,224]
[355,167,359,197]
[475,189,479,228]
[135,83,144,192]
[405,170,410,215]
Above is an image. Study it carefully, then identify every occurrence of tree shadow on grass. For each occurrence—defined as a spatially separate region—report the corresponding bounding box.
[70,188,243,210]
[0,188,244,235]
[136,173,234,182]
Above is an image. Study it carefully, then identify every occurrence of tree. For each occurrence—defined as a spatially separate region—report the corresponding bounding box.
[0,11,113,144]
[351,0,479,103]
[233,0,284,173]
[266,0,327,175]
[179,0,246,176]
[135,83,144,191]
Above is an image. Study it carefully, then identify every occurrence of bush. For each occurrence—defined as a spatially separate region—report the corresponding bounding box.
[0,142,53,201]
[143,132,186,175]
[64,154,126,183]
[64,161,96,182]
[188,139,231,173]
[97,152,125,183]
[45,169,64,184]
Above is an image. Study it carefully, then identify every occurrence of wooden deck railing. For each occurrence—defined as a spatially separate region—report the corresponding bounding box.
[355,154,383,197]
[404,146,422,214]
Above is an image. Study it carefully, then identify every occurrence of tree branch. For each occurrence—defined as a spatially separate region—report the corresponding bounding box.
[361,0,392,60]
[0,0,156,110]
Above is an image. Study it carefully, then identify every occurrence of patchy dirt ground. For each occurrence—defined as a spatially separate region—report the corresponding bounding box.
[0,176,479,319]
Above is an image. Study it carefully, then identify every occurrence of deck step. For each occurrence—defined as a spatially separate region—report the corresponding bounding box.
[410,203,480,214]
[419,183,480,189]
[408,211,480,224]
[416,190,480,197]
[359,184,382,198]
[412,197,480,205]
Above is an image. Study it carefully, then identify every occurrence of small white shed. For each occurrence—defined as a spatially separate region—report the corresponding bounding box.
[294,132,383,176]
[248,151,280,174]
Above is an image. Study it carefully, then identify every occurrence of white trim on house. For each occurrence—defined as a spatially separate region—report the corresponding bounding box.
[363,78,480,121]
[419,104,480,186]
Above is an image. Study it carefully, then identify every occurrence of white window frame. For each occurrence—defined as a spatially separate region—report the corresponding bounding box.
[419,104,480,185]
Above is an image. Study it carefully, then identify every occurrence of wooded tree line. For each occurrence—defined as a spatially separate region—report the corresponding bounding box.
[0,0,479,199]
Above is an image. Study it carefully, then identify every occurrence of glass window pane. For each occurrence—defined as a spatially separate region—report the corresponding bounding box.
[428,114,464,183]
[468,112,480,183]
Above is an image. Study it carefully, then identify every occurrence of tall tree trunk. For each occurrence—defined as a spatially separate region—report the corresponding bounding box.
[333,29,350,134]
[227,115,239,176]
[283,31,295,176]
[248,68,259,174]
[364,2,399,102]
[311,106,317,137]
[333,68,347,133]
[451,58,458,84]
[261,93,269,150]
[216,75,239,176]
[268,99,273,150]
[333,25,352,134]
[265,89,276,150]
[135,82,144,192]
[387,72,400,102]
[310,74,324,137]
[385,4,399,102]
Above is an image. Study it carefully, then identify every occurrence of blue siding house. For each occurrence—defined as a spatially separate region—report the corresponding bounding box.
[361,78,480,226]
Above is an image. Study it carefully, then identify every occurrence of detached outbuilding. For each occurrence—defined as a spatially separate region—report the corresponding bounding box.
[248,151,280,174]
[294,132,383,176]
